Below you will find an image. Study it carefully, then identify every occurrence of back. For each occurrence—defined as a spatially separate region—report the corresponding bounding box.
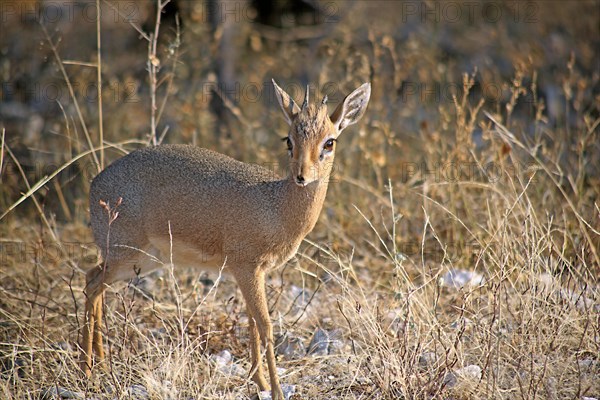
[89,144,284,255]
[93,144,279,187]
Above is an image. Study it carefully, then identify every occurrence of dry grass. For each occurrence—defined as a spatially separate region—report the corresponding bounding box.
[1,1,599,399]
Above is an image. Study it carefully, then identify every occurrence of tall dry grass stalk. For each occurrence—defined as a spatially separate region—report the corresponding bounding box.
[0,1,598,399]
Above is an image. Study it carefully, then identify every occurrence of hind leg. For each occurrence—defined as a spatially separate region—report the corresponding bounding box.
[80,245,160,376]
[80,264,107,376]
[92,288,105,362]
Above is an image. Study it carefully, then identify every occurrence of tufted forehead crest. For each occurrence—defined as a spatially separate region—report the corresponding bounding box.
[293,103,330,139]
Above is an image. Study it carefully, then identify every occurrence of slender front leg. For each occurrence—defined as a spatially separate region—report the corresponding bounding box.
[235,269,284,400]
[247,306,269,391]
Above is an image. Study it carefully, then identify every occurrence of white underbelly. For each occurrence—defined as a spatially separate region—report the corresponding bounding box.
[148,236,227,272]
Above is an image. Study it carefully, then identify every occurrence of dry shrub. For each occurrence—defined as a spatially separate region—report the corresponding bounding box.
[1,1,598,399]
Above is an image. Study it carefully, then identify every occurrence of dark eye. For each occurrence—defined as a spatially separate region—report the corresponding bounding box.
[323,138,336,151]
[282,137,293,154]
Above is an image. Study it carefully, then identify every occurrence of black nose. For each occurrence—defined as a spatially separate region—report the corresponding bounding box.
[296,175,305,183]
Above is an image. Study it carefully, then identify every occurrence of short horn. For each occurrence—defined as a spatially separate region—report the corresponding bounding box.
[302,85,309,111]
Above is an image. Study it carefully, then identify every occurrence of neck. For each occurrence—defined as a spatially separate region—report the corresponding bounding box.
[279,175,330,238]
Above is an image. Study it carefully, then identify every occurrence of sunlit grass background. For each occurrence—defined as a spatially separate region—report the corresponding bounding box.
[0,1,598,399]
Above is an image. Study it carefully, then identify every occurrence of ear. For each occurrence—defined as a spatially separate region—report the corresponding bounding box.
[330,82,371,135]
[272,79,300,126]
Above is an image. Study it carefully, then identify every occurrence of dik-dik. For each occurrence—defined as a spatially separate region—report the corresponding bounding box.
[80,80,371,399]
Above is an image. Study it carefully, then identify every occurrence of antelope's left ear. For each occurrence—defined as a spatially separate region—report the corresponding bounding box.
[330,82,371,135]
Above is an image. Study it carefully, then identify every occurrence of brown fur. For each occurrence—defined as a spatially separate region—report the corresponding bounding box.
[80,80,371,399]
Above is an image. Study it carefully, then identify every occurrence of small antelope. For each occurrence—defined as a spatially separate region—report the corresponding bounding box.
[80,80,370,399]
